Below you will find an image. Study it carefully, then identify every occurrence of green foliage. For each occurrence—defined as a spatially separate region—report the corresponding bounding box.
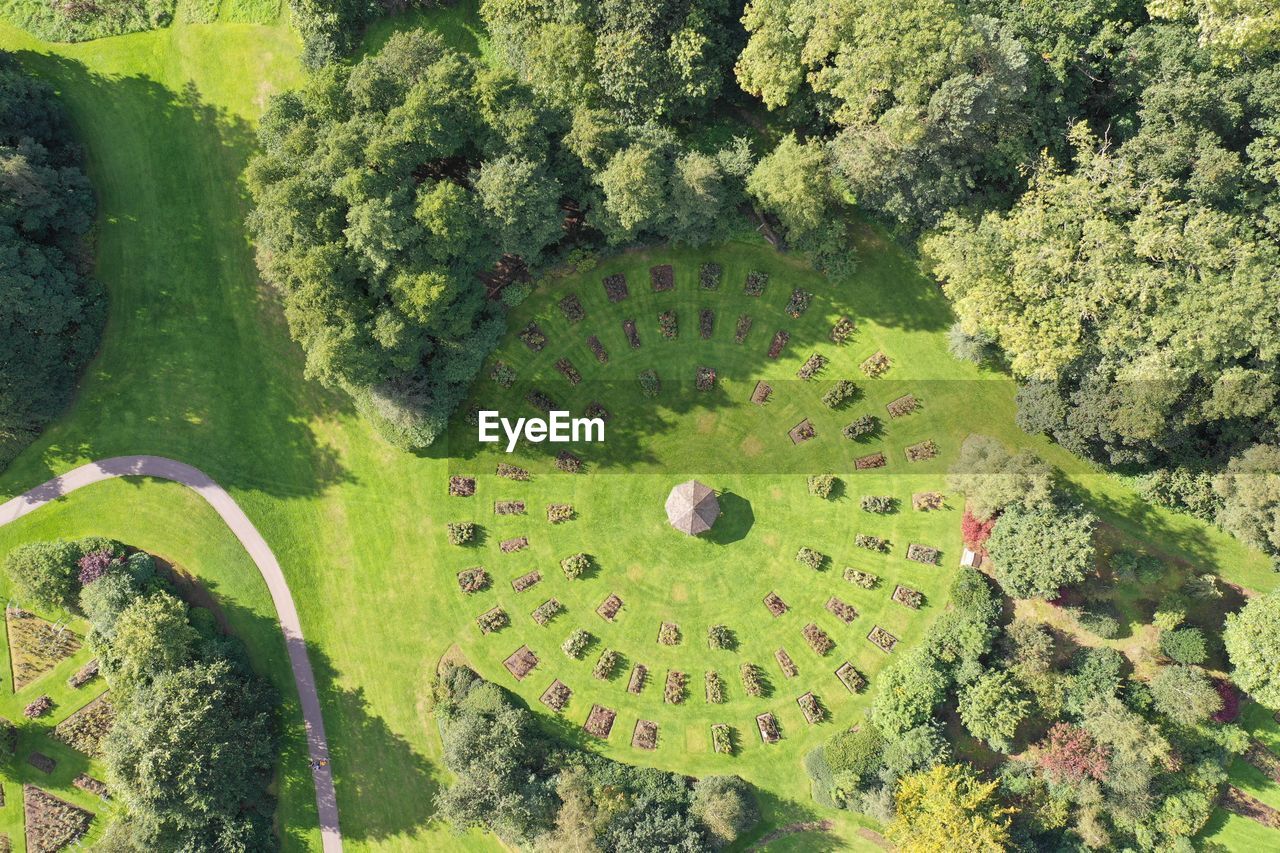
[870,648,948,736]
[3,539,81,611]
[0,53,104,470]
[5,0,176,42]
[986,500,1097,599]
[247,32,569,449]
[1159,627,1207,664]
[807,474,837,498]
[1213,444,1280,557]
[1064,647,1125,717]
[824,725,885,785]
[1150,664,1222,725]
[109,592,200,690]
[946,435,1053,521]
[691,775,758,848]
[959,670,1030,752]
[1224,589,1280,707]
[888,764,1014,851]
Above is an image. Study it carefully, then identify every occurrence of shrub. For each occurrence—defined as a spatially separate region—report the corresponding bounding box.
[4,540,81,610]
[638,369,661,397]
[659,622,681,645]
[456,567,489,594]
[844,568,879,589]
[699,262,722,290]
[842,414,878,440]
[546,504,575,523]
[446,522,476,546]
[24,695,53,718]
[1160,627,1208,664]
[77,550,116,586]
[796,547,826,570]
[1037,723,1109,783]
[987,501,1097,599]
[705,670,725,703]
[830,316,856,344]
[692,775,758,848]
[560,553,591,580]
[860,495,894,513]
[1110,549,1165,583]
[532,599,563,626]
[855,534,888,552]
[961,510,997,549]
[860,351,891,378]
[808,474,838,499]
[476,608,507,634]
[1225,589,1280,707]
[1070,608,1118,638]
[740,663,765,697]
[821,379,859,408]
[562,629,592,659]
[708,624,735,650]
[593,649,619,679]
[797,353,828,380]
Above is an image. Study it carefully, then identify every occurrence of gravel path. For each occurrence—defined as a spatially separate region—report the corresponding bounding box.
[0,456,342,853]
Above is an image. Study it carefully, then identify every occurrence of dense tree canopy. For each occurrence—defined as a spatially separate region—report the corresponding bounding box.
[888,764,1013,852]
[986,500,1097,599]
[1224,589,1280,707]
[0,52,103,470]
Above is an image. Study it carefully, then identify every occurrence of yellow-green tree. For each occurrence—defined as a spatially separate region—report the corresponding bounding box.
[888,764,1014,852]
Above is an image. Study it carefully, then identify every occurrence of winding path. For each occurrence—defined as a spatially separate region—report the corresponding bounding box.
[0,456,342,853]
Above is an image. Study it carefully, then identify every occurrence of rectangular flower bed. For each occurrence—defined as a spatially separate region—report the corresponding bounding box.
[767,330,789,359]
[494,500,525,515]
[803,623,835,656]
[632,719,658,750]
[639,368,661,397]
[602,273,629,302]
[860,350,890,377]
[593,649,619,679]
[705,670,725,703]
[526,389,557,412]
[27,752,55,774]
[830,316,855,344]
[658,310,678,339]
[547,503,575,523]
[860,495,894,513]
[584,401,610,422]
[699,308,714,339]
[785,289,813,318]
[512,571,541,593]
[757,712,780,743]
[775,648,798,678]
[764,592,789,617]
[587,334,609,363]
[696,366,716,391]
[456,567,489,594]
[886,394,919,417]
[597,594,623,621]
[797,353,827,380]
[503,646,539,680]
[712,723,732,754]
[797,692,826,724]
[541,679,571,712]
[825,597,858,624]
[658,622,681,645]
[893,584,925,609]
[532,598,563,626]
[855,452,886,469]
[836,662,867,693]
[699,262,721,290]
[664,670,687,704]
[477,607,508,634]
[906,544,941,565]
[623,318,641,348]
[555,358,582,385]
[497,462,529,480]
[844,568,879,588]
[796,547,826,570]
[788,419,815,444]
[519,322,547,352]
[559,293,586,323]
[822,379,859,408]
[650,264,674,291]
[744,270,769,297]
[751,381,772,404]
[67,659,99,689]
[628,664,648,694]
[855,534,889,552]
[867,625,898,653]
[500,536,529,553]
[490,360,516,388]
[741,663,765,697]
[734,314,753,343]
[556,451,583,473]
[73,774,108,799]
[448,476,475,497]
[912,491,944,511]
[905,440,938,462]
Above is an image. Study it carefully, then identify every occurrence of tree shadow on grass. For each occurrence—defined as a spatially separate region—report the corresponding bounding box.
[706,490,754,545]
[0,51,355,503]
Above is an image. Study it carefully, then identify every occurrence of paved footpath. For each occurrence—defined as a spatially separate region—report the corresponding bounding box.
[0,456,342,853]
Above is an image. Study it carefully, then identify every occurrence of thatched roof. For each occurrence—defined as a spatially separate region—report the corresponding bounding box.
[665,480,719,535]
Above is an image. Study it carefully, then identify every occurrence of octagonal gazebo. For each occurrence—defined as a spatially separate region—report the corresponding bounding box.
[665,480,719,536]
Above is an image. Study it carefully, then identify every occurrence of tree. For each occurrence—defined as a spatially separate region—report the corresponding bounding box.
[1213,444,1280,557]
[986,500,1097,599]
[473,155,564,264]
[3,540,80,611]
[947,435,1054,521]
[959,671,1030,752]
[103,660,278,849]
[1064,648,1125,717]
[870,648,948,736]
[1038,723,1110,784]
[595,143,671,241]
[1150,664,1222,725]
[747,135,852,274]
[109,593,198,690]
[1224,590,1280,707]
[691,775,757,848]
[888,764,1014,852]
[1159,627,1208,665]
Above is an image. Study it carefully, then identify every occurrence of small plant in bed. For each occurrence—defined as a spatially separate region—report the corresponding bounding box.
[562,629,593,659]
[446,522,476,546]
[822,379,859,408]
[860,495,895,513]
[842,414,879,440]
[561,552,591,579]
[797,547,827,570]
[707,624,735,650]
[808,474,838,499]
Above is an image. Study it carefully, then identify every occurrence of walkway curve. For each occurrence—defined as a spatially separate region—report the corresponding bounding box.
[0,456,342,853]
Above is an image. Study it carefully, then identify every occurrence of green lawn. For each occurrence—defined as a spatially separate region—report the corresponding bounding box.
[0,7,1276,853]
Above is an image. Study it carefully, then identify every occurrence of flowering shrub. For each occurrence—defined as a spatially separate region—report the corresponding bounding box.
[448,476,476,497]
[741,663,765,697]
[67,659,99,689]
[751,381,772,403]
[773,648,796,677]
[826,597,858,624]
[842,414,878,440]
[734,314,753,343]
[633,719,658,749]
[650,263,674,291]
[744,270,768,296]
[696,366,716,391]
[803,623,834,655]
[496,462,529,480]
[519,322,547,351]
[490,360,516,387]
[456,567,489,593]
[905,440,938,461]
[593,649,619,679]
[844,568,879,588]
[712,723,732,753]
[913,491,945,511]
[705,670,725,703]
[562,628,592,658]
[598,594,623,621]
[541,680,571,711]
[797,353,827,380]
[1038,723,1110,783]
[886,394,919,417]
[658,622,681,645]
[602,273,629,302]
[867,625,898,652]
[797,692,825,724]
[906,543,940,564]
[555,451,583,473]
[822,379,859,408]
[585,401,610,421]
[860,495,894,513]
[836,663,866,693]
[24,695,53,718]
[446,522,476,546]
[808,474,838,499]
[785,289,813,317]
[797,547,827,570]
[628,664,647,693]
[962,510,997,548]
[476,607,507,634]
[699,262,721,290]
[855,452,886,469]
[554,358,582,385]
[638,369,661,397]
[494,500,525,515]
[77,550,114,586]
[559,293,586,323]
[512,571,541,592]
[499,536,528,553]
[707,624,734,650]
[860,350,891,377]
[561,553,591,579]
[1212,679,1241,723]
[699,308,714,339]
[830,316,855,344]
[547,503,575,523]
[623,318,641,348]
[767,330,789,358]
[757,713,780,743]
[658,310,678,339]
[764,592,789,616]
[855,534,888,552]
[892,585,924,609]
[532,598,562,626]
[587,335,609,363]
[664,670,687,704]
[525,389,557,413]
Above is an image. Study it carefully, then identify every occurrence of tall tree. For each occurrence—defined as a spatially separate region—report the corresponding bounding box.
[888,764,1015,852]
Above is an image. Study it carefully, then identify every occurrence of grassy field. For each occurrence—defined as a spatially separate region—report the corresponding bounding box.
[0,5,1276,852]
